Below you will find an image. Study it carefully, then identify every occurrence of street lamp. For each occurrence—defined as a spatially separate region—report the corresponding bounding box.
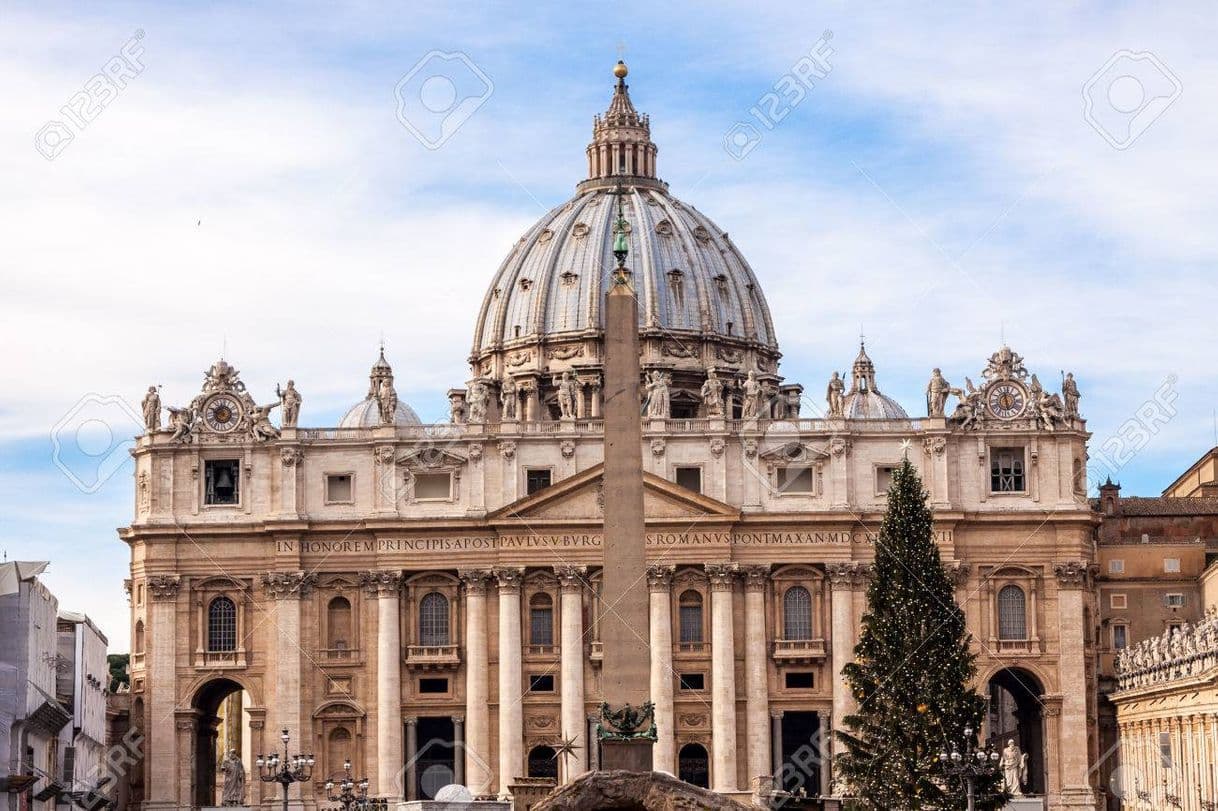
[938,727,1001,811]
[256,728,314,811]
[324,760,388,811]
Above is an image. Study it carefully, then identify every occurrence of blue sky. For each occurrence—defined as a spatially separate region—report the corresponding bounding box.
[2,2,1216,650]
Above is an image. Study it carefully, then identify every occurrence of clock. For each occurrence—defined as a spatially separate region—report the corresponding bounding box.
[202,395,243,433]
[987,382,1027,420]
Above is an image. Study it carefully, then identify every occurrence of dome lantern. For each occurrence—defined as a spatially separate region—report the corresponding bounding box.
[584,61,660,190]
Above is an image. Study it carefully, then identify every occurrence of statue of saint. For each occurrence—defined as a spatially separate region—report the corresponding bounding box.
[555,372,578,420]
[826,371,845,418]
[141,386,161,431]
[644,371,671,419]
[249,403,281,442]
[741,371,764,419]
[467,380,489,424]
[700,368,724,418]
[1062,372,1080,418]
[220,749,245,806]
[1000,739,1026,796]
[499,378,518,421]
[276,380,302,427]
[926,368,951,417]
[377,376,398,425]
[167,406,194,443]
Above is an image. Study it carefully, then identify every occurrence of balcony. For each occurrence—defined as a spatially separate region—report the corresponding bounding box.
[195,649,247,669]
[405,644,460,671]
[319,647,361,664]
[772,638,827,664]
[995,638,1037,655]
[589,641,603,666]
[676,641,709,655]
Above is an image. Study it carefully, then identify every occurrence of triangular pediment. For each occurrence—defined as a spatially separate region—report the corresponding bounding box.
[489,463,738,522]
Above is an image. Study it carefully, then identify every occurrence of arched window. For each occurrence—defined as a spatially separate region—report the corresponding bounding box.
[783,586,812,641]
[997,585,1027,640]
[327,727,353,780]
[678,743,710,788]
[527,745,558,780]
[678,590,703,644]
[207,596,237,652]
[530,593,554,647]
[327,596,352,650]
[133,620,145,654]
[419,592,450,646]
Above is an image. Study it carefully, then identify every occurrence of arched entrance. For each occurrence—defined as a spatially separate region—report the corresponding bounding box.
[677,743,709,789]
[987,667,1046,795]
[191,678,251,808]
[528,745,559,780]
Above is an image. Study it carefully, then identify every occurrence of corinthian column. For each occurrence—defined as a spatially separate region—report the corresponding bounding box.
[144,576,180,811]
[741,565,772,788]
[826,562,860,793]
[647,564,676,774]
[495,567,525,795]
[556,565,588,780]
[1053,562,1098,807]
[362,570,404,799]
[459,570,494,795]
[706,563,739,792]
[263,571,316,808]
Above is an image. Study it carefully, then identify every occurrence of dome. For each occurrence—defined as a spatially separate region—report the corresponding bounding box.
[469,64,779,392]
[338,349,422,428]
[840,343,908,419]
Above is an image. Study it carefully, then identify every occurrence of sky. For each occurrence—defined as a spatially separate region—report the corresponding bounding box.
[1,1,1216,651]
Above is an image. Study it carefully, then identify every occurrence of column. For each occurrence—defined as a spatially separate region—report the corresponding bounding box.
[706,563,739,792]
[496,568,525,795]
[826,563,860,795]
[1053,563,1097,807]
[770,713,783,784]
[459,570,494,795]
[452,716,466,787]
[556,565,588,780]
[587,716,601,771]
[264,571,313,809]
[144,576,180,810]
[647,565,676,775]
[363,569,404,799]
[590,381,602,418]
[404,718,418,800]
[742,565,772,788]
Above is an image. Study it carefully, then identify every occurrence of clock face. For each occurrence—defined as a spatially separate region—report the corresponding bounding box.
[987,382,1027,420]
[203,395,243,433]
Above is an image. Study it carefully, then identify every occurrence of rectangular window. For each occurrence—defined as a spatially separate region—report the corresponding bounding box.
[678,673,705,691]
[1112,625,1128,650]
[675,466,702,493]
[526,468,552,495]
[418,678,448,694]
[1164,558,1181,573]
[204,460,240,505]
[1160,732,1173,768]
[778,466,815,494]
[990,449,1025,493]
[1109,593,1127,609]
[785,671,814,690]
[528,674,555,692]
[875,466,896,494]
[325,474,353,504]
[1108,559,1125,574]
[1165,593,1185,608]
[414,472,452,500]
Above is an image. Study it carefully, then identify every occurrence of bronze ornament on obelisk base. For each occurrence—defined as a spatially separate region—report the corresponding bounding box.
[596,176,656,772]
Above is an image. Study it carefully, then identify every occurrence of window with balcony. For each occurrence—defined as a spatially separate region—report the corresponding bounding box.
[419,593,450,646]
[207,597,237,652]
[990,449,1025,493]
[529,593,554,647]
[204,460,240,505]
[782,586,813,641]
[678,590,704,645]
[997,585,1027,641]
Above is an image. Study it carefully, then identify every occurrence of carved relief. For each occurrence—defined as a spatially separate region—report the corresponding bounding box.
[548,344,584,361]
[1053,561,1093,588]
[743,439,758,458]
[147,575,181,601]
[359,570,403,598]
[280,447,303,466]
[374,446,395,465]
[678,713,707,727]
[650,438,666,457]
[263,571,318,600]
[560,440,576,459]
[646,564,675,590]
[654,219,673,237]
[499,440,517,460]
[661,340,698,359]
[571,222,590,239]
[829,436,851,457]
[506,350,533,367]
[715,346,743,364]
[537,229,553,244]
[693,225,712,243]
[923,436,947,456]
[709,437,725,457]
[704,562,739,590]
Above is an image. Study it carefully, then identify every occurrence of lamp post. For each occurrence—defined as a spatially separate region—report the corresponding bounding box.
[324,760,388,811]
[256,728,314,811]
[938,727,1000,811]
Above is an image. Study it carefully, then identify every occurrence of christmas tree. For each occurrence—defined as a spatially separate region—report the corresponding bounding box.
[835,457,1005,810]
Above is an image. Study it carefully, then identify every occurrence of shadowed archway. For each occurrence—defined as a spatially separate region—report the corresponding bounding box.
[191,677,248,807]
[987,667,1046,796]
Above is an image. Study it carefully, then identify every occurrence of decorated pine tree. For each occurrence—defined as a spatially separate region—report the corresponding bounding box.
[835,457,1005,810]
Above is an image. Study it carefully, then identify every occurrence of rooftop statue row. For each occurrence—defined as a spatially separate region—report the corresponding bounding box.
[1116,608,1218,690]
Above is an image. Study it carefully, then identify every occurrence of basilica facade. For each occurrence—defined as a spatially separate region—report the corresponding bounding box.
[121,64,1101,809]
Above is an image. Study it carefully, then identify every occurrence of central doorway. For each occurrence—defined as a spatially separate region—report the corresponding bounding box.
[778,711,824,796]
[413,716,456,800]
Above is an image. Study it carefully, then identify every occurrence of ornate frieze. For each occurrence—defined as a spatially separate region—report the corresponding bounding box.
[359,569,402,598]
[147,575,181,601]
[263,571,318,600]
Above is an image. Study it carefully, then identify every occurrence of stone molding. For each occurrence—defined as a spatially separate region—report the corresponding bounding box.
[263,570,318,599]
[147,575,182,601]
[704,562,740,591]
[645,563,675,591]
[1053,560,1094,589]
[358,569,403,598]
[826,561,870,588]
[494,566,525,591]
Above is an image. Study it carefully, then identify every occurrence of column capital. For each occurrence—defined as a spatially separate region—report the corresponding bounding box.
[494,566,525,592]
[1053,560,1096,589]
[405,717,418,727]
[459,569,494,595]
[262,570,317,600]
[740,564,770,592]
[646,563,675,591]
[554,565,587,592]
[945,561,971,586]
[705,562,740,591]
[1038,693,1063,718]
[360,569,403,598]
[147,575,181,601]
[826,561,869,589]
[451,715,465,725]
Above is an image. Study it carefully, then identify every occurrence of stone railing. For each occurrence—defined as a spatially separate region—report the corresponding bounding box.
[1116,609,1218,691]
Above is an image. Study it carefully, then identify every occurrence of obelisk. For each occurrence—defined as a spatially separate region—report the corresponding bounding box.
[597,172,655,771]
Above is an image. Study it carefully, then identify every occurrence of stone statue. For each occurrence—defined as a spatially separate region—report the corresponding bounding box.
[449,391,467,424]
[499,378,517,421]
[826,371,845,418]
[377,376,398,425]
[220,749,245,806]
[249,403,281,442]
[785,388,802,419]
[467,380,489,423]
[643,371,670,419]
[275,380,301,427]
[741,370,764,420]
[141,386,161,431]
[700,368,724,418]
[926,368,951,417]
[555,371,577,420]
[950,377,984,430]
[166,406,194,443]
[1000,739,1026,796]
[1062,372,1080,418]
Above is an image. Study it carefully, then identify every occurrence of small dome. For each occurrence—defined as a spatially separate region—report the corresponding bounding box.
[840,342,909,420]
[338,349,422,428]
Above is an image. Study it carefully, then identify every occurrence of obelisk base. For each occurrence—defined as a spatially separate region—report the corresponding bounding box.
[600,740,654,773]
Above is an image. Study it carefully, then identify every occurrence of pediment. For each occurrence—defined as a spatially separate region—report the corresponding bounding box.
[397,446,466,470]
[759,440,830,465]
[489,463,738,522]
